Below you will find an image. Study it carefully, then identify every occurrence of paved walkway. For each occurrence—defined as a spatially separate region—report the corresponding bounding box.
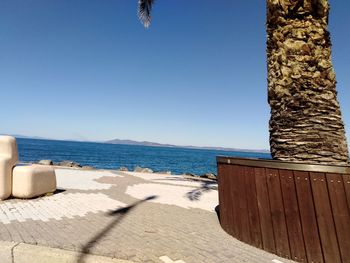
[0,168,296,263]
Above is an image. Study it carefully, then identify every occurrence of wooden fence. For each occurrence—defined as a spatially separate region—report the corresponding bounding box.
[217,157,350,263]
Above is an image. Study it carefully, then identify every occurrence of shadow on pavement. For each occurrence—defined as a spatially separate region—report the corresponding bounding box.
[53,188,66,194]
[152,177,218,202]
[215,205,220,221]
[185,180,217,201]
[77,195,158,263]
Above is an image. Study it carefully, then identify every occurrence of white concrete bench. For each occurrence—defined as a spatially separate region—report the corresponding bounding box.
[12,165,56,199]
[0,136,18,200]
[0,135,57,200]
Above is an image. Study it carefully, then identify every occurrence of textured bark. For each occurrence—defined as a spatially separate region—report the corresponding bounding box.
[267,0,349,165]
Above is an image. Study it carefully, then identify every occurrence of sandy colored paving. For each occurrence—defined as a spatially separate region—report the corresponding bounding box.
[0,168,296,263]
[0,193,125,224]
[55,169,121,190]
[126,183,217,212]
[124,172,208,188]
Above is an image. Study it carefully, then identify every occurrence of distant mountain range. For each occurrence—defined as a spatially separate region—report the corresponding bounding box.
[3,133,269,153]
[106,138,270,153]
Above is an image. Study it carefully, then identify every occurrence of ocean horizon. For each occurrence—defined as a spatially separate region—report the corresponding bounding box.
[17,138,271,175]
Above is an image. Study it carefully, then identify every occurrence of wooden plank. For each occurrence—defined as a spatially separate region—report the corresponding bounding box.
[218,164,234,236]
[344,174,350,213]
[310,172,341,263]
[244,166,263,249]
[219,164,236,236]
[254,167,276,253]
[326,173,350,262]
[294,171,324,263]
[234,165,250,244]
[266,168,291,259]
[217,164,229,232]
[229,165,243,240]
[280,169,307,262]
[228,165,237,237]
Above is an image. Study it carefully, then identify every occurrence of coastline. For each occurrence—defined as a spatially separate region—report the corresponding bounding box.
[20,161,218,181]
[17,138,271,176]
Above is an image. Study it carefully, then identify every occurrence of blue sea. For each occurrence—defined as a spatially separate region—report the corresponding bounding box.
[17,138,271,175]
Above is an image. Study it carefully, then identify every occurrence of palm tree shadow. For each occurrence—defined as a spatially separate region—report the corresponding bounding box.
[77,195,158,263]
[185,181,217,201]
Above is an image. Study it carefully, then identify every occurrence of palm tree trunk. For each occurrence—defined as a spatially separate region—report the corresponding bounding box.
[266,0,349,165]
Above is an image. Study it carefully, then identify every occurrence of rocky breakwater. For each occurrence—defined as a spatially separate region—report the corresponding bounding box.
[124,166,217,181]
[36,160,94,170]
[184,172,217,181]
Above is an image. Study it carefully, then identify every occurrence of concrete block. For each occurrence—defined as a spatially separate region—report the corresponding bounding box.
[0,136,19,200]
[12,165,56,199]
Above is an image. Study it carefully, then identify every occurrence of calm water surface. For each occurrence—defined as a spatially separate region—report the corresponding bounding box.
[17,138,271,175]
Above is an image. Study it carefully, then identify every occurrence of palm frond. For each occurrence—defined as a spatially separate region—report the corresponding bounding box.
[138,0,155,28]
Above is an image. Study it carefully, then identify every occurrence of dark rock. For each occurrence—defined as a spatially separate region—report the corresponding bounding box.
[58,160,82,168]
[155,171,172,175]
[134,166,153,173]
[184,173,197,177]
[208,174,217,180]
[38,160,53,165]
[134,166,143,172]
[142,168,153,173]
[200,173,217,180]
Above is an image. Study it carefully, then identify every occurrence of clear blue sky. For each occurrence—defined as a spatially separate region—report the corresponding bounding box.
[0,0,349,150]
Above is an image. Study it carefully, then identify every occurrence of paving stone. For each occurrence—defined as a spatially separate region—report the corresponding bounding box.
[0,168,297,263]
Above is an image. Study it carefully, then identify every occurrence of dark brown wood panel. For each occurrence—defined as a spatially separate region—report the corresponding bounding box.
[343,174,350,213]
[218,164,230,233]
[254,167,276,253]
[280,169,307,262]
[217,159,350,263]
[244,166,263,249]
[219,164,236,237]
[217,156,350,174]
[294,171,324,263]
[310,172,341,263]
[228,164,242,238]
[326,173,350,263]
[266,168,291,259]
[233,165,250,244]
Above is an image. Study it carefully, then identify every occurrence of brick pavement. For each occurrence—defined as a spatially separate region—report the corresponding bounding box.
[0,168,296,263]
